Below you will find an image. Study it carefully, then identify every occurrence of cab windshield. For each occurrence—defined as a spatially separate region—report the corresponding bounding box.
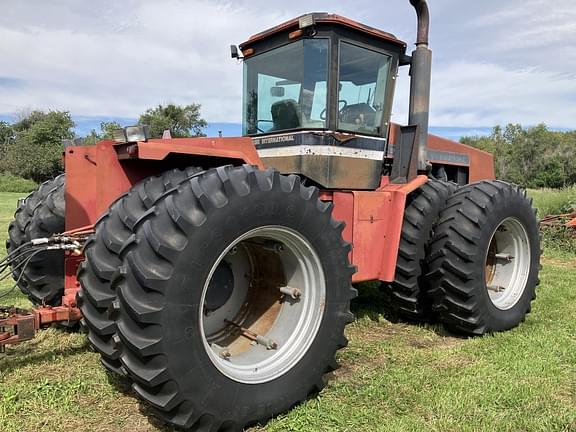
[243,39,329,135]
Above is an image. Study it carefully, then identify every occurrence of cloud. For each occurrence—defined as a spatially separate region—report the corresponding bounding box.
[0,0,574,130]
[0,0,290,120]
[393,61,576,128]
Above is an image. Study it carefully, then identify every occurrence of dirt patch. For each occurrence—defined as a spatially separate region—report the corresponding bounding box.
[348,320,464,351]
[406,335,463,350]
[332,354,389,382]
[347,321,403,344]
[333,320,466,381]
[541,256,576,268]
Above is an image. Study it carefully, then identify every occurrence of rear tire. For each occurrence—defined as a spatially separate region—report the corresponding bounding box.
[78,167,202,375]
[6,174,65,305]
[381,180,456,322]
[114,165,356,430]
[426,181,540,335]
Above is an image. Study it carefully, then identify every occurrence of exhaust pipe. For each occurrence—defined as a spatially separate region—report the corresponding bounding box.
[408,0,432,172]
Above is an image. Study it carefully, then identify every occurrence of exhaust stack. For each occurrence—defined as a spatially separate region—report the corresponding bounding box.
[408,0,432,172]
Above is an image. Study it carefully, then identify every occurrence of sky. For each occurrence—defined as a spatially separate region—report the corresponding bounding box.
[0,0,575,139]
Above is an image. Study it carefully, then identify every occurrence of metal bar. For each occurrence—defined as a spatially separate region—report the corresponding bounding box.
[224,319,278,349]
[0,305,81,348]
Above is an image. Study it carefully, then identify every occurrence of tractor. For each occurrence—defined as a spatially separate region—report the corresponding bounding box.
[2,1,540,430]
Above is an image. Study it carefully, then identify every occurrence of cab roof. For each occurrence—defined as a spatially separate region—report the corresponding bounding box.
[239,13,407,50]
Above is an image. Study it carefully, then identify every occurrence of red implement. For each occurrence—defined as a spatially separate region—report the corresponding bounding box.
[540,211,576,227]
[0,305,81,350]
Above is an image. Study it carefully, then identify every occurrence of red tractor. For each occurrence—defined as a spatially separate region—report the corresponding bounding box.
[2,1,539,430]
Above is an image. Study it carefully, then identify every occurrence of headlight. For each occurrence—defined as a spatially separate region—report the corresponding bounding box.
[126,125,150,142]
[112,125,150,143]
[298,14,315,29]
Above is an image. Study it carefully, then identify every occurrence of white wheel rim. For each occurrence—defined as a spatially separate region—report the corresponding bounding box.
[199,226,326,384]
[484,217,531,310]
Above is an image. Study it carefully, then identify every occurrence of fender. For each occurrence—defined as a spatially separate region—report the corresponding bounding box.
[64,137,265,231]
[327,175,428,283]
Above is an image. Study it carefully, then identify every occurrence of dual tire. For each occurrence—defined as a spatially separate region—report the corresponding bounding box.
[77,167,203,375]
[426,181,540,334]
[382,180,456,321]
[79,165,356,430]
[384,179,539,335]
[6,174,65,306]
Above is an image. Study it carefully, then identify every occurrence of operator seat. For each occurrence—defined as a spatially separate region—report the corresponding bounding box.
[271,99,301,131]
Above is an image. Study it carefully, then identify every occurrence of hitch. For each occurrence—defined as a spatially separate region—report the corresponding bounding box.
[0,304,81,352]
[0,226,93,353]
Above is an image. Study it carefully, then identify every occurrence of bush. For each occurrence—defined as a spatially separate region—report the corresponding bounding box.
[0,174,37,193]
[540,225,576,256]
[528,187,576,256]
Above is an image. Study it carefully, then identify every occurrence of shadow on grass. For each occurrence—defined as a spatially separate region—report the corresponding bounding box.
[138,403,180,432]
[352,281,403,322]
[352,282,466,339]
[0,334,89,376]
[105,369,178,431]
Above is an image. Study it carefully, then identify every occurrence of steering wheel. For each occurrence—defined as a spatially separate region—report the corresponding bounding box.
[319,100,348,120]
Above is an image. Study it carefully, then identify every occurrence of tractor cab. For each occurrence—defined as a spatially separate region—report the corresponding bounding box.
[236,14,408,189]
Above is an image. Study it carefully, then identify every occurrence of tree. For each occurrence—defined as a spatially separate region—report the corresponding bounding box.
[0,121,15,168]
[138,103,207,138]
[84,121,123,145]
[100,121,122,139]
[2,111,74,182]
[461,123,576,189]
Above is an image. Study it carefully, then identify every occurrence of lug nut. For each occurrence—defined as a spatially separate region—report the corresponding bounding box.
[263,241,284,253]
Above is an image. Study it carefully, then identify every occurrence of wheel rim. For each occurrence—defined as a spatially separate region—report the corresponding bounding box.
[484,217,531,310]
[199,226,326,384]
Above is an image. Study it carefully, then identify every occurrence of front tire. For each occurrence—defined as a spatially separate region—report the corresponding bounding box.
[114,165,356,430]
[426,181,540,335]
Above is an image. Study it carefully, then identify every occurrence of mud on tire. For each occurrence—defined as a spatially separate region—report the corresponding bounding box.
[6,174,65,305]
[426,180,540,335]
[114,165,356,430]
[77,167,202,375]
[381,180,456,322]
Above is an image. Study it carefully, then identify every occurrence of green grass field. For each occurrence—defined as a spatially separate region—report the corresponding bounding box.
[0,191,574,432]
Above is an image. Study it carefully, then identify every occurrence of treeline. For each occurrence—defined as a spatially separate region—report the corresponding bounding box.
[1,108,574,189]
[461,124,576,189]
[0,104,206,182]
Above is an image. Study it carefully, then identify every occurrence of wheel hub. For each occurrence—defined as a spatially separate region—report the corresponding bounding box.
[484,217,531,310]
[200,226,326,384]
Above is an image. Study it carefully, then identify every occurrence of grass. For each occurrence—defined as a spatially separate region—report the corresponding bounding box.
[0,191,575,431]
[528,185,576,217]
[0,175,37,194]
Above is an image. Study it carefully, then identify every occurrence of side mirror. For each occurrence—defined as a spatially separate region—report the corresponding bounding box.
[270,86,285,97]
[230,45,240,59]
